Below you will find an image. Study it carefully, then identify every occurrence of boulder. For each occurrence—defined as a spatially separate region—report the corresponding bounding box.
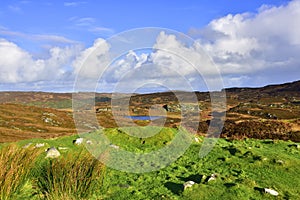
[73,138,84,145]
[194,137,200,143]
[183,181,195,190]
[264,188,279,196]
[46,147,61,158]
[207,173,217,182]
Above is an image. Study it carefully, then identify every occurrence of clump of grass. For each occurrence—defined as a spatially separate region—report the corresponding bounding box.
[0,144,40,200]
[36,151,105,200]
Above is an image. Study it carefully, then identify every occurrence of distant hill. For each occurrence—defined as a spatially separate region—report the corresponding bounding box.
[224,80,300,101]
[0,80,299,143]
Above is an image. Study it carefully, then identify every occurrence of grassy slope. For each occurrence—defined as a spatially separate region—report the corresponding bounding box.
[1,127,299,199]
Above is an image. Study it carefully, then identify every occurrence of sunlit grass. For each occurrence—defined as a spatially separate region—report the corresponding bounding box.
[35,151,105,200]
[0,144,40,200]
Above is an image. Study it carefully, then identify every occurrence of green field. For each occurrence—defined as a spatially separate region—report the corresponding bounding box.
[0,127,299,199]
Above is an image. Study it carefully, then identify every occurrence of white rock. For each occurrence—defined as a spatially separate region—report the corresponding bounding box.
[46,147,61,158]
[183,181,195,190]
[264,188,279,196]
[86,140,93,145]
[110,144,120,149]
[276,160,284,164]
[207,173,217,182]
[35,143,45,148]
[73,138,84,145]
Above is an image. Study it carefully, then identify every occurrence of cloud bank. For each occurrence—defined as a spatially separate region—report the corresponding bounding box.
[191,0,300,87]
[1,0,300,92]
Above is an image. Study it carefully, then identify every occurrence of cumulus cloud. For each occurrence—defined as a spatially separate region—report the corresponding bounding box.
[72,38,110,78]
[0,38,80,84]
[2,0,300,92]
[89,31,220,92]
[191,0,300,87]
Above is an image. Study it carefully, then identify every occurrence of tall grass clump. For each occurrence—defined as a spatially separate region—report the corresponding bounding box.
[36,151,105,200]
[0,144,40,200]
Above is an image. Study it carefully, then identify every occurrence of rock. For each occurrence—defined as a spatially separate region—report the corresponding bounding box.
[110,144,120,149]
[86,140,93,145]
[46,147,61,158]
[264,188,279,196]
[276,160,284,165]
[207,173,217,182]
[194,137,200,143]
[289,144,300,149]
[262,157,268,161]
[73,138,84,145]
[183,181,195,190]
[22,143,32,149]
[35,143,45,148]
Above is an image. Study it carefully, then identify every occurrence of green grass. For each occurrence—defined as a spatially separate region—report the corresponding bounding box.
[34,151,105,200]
[0,127,299,199]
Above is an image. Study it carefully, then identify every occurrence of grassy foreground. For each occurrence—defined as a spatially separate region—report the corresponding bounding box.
[0,127,299,199]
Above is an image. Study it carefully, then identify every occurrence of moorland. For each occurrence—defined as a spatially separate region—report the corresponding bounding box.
[0,80,299,199]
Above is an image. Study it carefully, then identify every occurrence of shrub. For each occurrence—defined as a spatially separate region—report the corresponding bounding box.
[35,151,105,200]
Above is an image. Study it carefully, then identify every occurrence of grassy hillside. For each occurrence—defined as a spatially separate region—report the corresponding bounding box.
[0,127,299,199]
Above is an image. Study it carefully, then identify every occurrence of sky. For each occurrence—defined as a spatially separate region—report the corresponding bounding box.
[0,0,299,92]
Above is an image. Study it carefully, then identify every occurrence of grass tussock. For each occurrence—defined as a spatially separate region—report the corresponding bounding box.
[0,144,40,200]
[36,151,105,200]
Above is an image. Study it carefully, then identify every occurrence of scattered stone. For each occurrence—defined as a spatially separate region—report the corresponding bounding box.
[46,147,61,158]
[110,144,120,149]
[183,181,195,190]
[207,173,217,182]
[289,144,300,149]
[35,143,45,148]
[22,143,32,149]
[262,157,268,161]
[73,138,84,145]
[264,188,279,196]
[276,160,284,165]
[86,140,93,145]
[44,117,52,123]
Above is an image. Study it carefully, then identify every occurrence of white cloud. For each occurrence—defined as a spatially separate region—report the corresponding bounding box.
[88,31,221,92]
[0,38,80,84]
[73,38,110,79]
[69,17,114,36]
[2,0,300,92]
[191,0,300,87]
[0,27,78,44]
[88,27,114,35]
[64,1,86,7]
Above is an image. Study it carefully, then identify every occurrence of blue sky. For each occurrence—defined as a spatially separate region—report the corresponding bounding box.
[0,0,299,92]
